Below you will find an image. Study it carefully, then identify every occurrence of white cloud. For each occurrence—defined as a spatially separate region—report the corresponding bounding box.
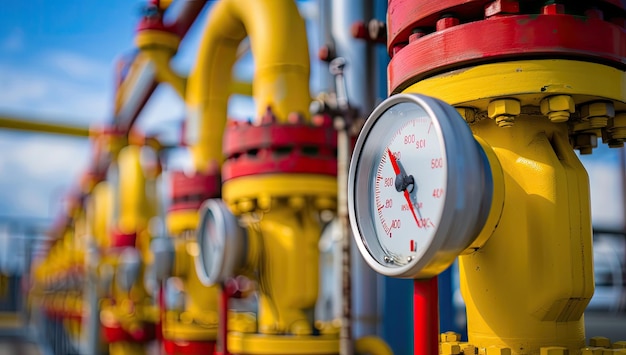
[45,50,110,82]
[0,133,90,219]
[0,62,110,125]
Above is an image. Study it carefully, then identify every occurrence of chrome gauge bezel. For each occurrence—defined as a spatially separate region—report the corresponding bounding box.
[195,198,247,286]
[348,93,492,278]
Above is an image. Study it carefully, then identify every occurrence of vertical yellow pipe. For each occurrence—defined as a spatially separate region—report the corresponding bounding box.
[118,146,147,234]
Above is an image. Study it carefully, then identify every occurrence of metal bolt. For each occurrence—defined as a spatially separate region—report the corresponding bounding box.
[484,0,520,18]
[580,101,614,129]
[573,133,597,155]
[288,196,306,210]
[488,99,520,127]
[614,341,626,349]
[608,112,626,140]
[436,14,460,31]
[542,3,565,15]
[461,344,477,355]
[572,120,593,133]
[441,342,461,355]
[407,256,413,263]
[237,198,256,213]
[409,28,427,43]
[580,347,604,355]
[257,194,272,211]
[441,331,462,342]
[384,256,391,263]
[540,95,575,123]
[367,19,387,44]
[314,196,336,210]
[589,336,611,348]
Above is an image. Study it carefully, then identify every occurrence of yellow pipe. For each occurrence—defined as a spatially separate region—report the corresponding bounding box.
[186,0,310,172]
[117,145,147,234]
[104,145,155,355]
[136,31,186,99]
[0,115,90,137]
[89,182,113,249]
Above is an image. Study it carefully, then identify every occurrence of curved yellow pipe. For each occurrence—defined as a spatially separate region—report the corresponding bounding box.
[186,0,310,172]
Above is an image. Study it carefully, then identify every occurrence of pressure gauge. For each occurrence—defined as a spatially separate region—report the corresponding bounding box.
[195,199,247,286]
[348,93,492,279]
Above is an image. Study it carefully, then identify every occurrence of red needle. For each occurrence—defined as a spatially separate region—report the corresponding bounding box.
[404,190,422,228]
[387,148,401,175]
[387,149,422,229]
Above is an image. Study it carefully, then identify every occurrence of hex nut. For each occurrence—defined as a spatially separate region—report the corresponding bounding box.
[488,99,521,118]
[589,336,611,348]
[540,95,575,123]
[442,342,461,355]
[580,101,615,120]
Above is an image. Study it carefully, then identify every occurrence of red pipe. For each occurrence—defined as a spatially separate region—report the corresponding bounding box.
[413,277,439,355]
[219,284,232,355]
[157,282,165,354]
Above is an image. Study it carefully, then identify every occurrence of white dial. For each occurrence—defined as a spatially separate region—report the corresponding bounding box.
[349,94,492,279]
[373,114,446,265]
[195,199,247,286]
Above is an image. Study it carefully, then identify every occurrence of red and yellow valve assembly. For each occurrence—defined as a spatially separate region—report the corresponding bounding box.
[382,0,626,353]
[100,143,159,355]
[186,0,343,353]
[159,168,221,355]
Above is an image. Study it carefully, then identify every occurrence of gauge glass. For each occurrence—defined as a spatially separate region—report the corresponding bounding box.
[349,94,492,278]
[366,102,445,266]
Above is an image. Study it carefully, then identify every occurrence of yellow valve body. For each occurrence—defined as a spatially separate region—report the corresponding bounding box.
[163,203,219,342]
[403,59,616,353]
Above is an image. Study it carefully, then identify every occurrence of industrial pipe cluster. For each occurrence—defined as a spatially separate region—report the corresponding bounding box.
[27,1,626,355]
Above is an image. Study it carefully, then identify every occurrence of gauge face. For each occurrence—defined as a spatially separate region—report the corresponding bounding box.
[370,103,446,266]
[195,199,247,286]
[349,94,492,278]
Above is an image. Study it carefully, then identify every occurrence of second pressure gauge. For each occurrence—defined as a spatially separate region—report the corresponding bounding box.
[195,199,247,286]
[348,94,492,279]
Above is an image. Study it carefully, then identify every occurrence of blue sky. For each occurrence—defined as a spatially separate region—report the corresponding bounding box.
[0,0,623,231]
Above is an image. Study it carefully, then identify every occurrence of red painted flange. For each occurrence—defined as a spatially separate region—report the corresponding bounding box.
[388,13,626,93]
[102,322,156,343]
[110,230,137,248]
[169,169,221,212]
[163,339,216,355]
[388,0,492,52]
[388,0,626,53]
[222,111,337,181]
